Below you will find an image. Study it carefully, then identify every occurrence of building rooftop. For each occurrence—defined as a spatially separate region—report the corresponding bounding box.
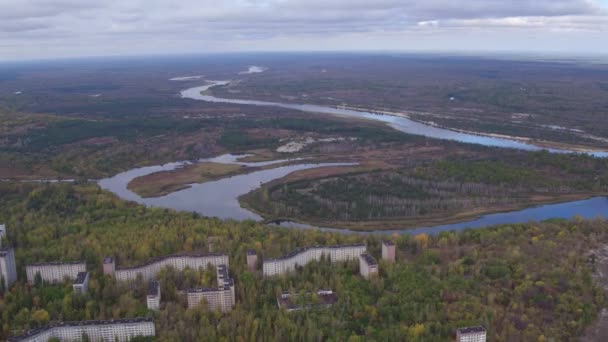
[103,256,114,264]
[0,247,14,257]
[8,318,153,342]
[148,281,160,296]
[360,253,378,266]
[187,285,231,294]
[457,326,486,334]
[383,240,395,246]
[74,272,89,285]
[115,252,228,270]
[27,261,85,267]
[264,244,366,262]
[278,289,338,311]
[247,250,257,255]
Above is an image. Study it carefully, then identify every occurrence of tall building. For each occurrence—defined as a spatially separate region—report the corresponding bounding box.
[0,247,17,291]
[359,253,378,279]
[147,280,161,311]
[103,256,115,276]
[382,240,396,262]
[114,253,229,282]
[72,272,90,295]
[26,261,86,285]
[263,244,367,277]
[0,224,6,248]
[456,326,486,342]
[8,318,155,342]
[187,263,235,312]
[246,250,257,272]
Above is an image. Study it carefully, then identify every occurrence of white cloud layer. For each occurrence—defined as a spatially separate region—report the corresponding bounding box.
[0,0,607,60]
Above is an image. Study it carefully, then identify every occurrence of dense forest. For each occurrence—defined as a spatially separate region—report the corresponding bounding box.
[243,152,608,225]
[0,182,607,341]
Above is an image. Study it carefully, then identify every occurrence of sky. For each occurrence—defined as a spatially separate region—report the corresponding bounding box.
[0,0,607,61]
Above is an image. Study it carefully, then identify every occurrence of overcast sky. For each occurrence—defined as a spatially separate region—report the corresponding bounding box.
[1,0,607,61]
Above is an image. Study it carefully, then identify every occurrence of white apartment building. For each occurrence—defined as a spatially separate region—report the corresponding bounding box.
[456,326,487,342]
[147,280,161,311]
[0,247,17,290]
[0,224,6,247]
[187,263,235,312]
[8,318,156,342]
[263,244,366,277]
[382,240,396,262]
[359,253,378,279]
[72,272,89,295]
[114,253,229,282]
[26,261,86,285]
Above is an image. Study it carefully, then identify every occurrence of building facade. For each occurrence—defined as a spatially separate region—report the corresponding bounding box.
[147,281,161,311]
[359,253,378,279]
[0,224,6,247]
[382,240,396,262]
[0,247,17,290]
[26,261,86,285]
[263,244,366,277]
[114,253,229,282]
[246,250,257,272]
[72,272,90,295]
[187,263,235,312]
[103,256,115,276]
[456,326,487,342]
[8,318,156,342]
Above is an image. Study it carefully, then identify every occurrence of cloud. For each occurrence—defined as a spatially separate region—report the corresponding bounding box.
[0,0,606,60]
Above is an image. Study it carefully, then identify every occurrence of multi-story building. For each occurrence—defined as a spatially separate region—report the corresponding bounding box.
[0,224,6,247]
[26,261,86,285]
[277,289,338,312]
[0,247,17,290]
[114,253,229,282]
[263,244,366,277]
[382,240,396,262]
[246,250,257,272]
[72,272,89,295]
[8,318,155,342]
[456,326,486,342]
[187,263,235,312]
[147,280,161,311]
[103,256,115,276]
[359,253,378,279]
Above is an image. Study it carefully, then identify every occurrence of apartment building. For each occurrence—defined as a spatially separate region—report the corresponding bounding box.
[114,253,229,282]
[246,250,258,272]
[102,256,115,276]
[277,289,338,312]
[456,326,487,342]
[147,280,161,311]
[8,318,156,342]
[263,244,367,277]
[382,240,396,262]
[0,247,17,290]
[187,263,235,312]
[72,272,90,295]
[26,261,86,285]
[359,253,378,279]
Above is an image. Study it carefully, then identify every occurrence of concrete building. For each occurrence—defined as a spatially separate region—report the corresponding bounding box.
[359,253,378,279]
[456,326,486,342]
[277,289,338,312]
[102,256,115,276]
[147,280,161,311]
[8,318,155,342]
[0,224,6,247]
[72,272,90,295]
[382,240,396,262]
[0,247,18,291]
[263,244,366,277]
[187,264,235,312]
[26,261,86,285]
[114,253,229,282]
[246,250,257,272]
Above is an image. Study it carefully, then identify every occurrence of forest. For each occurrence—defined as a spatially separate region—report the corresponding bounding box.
[0,182,607,341]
